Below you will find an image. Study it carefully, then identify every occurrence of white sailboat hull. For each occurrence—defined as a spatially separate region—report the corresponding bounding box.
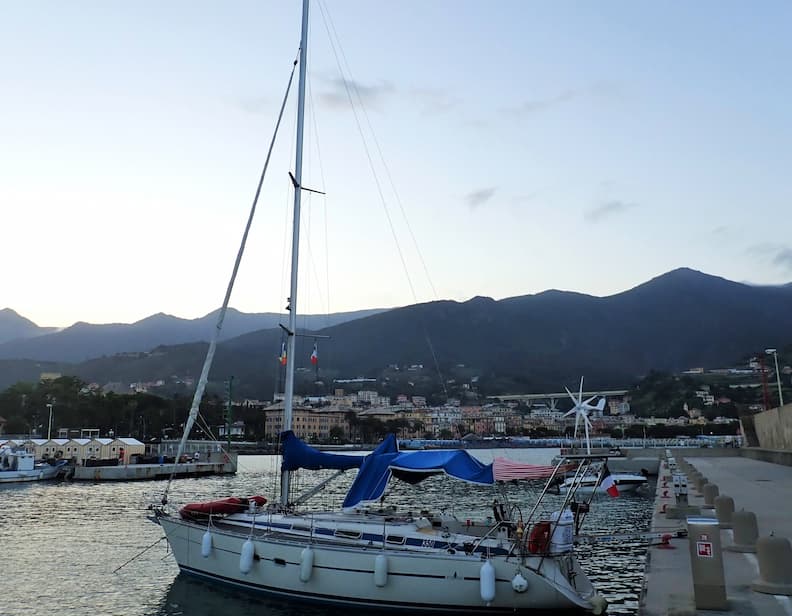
[158,515,597,613]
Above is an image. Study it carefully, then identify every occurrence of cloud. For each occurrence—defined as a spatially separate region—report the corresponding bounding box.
[319,77,395,111]
[504,81,621,115]
[746,243,792,273]
[712,225,729,235]
[584,200,637,223]
[464,187,496,209]
[409,87,461,115]
[772,248,792,272]
[503,89,579,115]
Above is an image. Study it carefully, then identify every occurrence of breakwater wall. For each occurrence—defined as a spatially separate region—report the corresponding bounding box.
[752,402,792,450]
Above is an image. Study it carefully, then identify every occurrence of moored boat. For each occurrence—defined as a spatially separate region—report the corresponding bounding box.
[156,433,609,613]
[150,1,609,612]
[550,467,649,495]
[0,445,67,483]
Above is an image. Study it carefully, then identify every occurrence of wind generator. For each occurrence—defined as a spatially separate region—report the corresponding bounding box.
[563,376,606,453]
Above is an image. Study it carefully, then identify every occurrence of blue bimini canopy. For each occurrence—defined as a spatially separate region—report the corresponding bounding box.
[280,430,398,471]
[342,448,494,510]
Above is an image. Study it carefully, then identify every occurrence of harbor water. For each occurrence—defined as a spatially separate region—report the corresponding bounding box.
[0,449,654,616]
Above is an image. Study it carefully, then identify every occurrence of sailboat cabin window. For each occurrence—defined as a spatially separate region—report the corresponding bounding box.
[334,529,362,540]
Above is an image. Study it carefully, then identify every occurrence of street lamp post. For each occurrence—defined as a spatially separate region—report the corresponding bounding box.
[765,348,784,408]
[46,403,54,440]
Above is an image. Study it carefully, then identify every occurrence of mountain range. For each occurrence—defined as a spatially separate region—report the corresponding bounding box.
[0,307,385,361]
[2,268,791,396]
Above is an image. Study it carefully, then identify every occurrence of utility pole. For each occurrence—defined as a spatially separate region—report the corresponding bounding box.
[759,354,771,411]
[765,348,784,408]
[46,403,54,440]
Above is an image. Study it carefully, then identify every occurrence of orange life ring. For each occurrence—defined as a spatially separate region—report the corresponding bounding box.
[527,521,551,554]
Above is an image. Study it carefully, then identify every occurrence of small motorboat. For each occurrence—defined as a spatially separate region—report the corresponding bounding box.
[550,467,649,495]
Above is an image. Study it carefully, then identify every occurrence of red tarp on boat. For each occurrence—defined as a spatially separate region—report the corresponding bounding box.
[180,496,267,519]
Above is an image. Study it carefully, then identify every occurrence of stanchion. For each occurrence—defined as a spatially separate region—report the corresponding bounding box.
[667,473,699,519]
[687,517,728,609]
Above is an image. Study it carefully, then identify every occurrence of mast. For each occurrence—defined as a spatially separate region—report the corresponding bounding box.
[281,0,310,506]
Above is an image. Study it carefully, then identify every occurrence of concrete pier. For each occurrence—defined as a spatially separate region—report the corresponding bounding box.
[70,451,237,481]
[640,456,792,615]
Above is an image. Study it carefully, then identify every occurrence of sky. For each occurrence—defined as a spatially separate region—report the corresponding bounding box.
[2,0,791,328]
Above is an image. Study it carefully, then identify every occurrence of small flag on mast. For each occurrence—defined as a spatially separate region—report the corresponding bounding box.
[310,343,318,366]
[279,341,287,366]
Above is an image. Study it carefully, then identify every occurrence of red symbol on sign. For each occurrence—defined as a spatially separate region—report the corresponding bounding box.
[697,541,713,558]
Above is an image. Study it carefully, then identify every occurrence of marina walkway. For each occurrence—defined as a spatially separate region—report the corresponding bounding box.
[641,456,792,616]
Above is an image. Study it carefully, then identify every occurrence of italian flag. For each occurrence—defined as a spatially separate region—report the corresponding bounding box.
[310,343,318,366]
[279,342,287,366]
[601,464,619,497]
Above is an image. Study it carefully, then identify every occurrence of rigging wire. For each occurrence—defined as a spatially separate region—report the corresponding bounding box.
[301,74,331,320]
[308,79,333,326]
[316,0,448,398]
[159,50,301,506]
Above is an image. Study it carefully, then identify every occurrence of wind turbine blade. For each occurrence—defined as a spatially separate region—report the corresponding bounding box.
[565,387,578,405]
[579,376,584,404]
[583,395,597,406]
[562,409,576,418]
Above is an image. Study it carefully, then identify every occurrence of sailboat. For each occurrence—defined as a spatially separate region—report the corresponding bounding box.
[152,2,608,612]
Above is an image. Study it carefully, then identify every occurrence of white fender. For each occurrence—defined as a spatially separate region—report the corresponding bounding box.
[511,572,528,593]
[591,593,608,615]
[201,530,213,558]
[374,553,389,587]
[300,546,314,582]
[240,538,255,574]
[480,560,496,603]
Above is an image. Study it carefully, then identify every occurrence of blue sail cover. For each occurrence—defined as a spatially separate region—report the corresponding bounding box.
[280,430,398,471]
[342,449,494,509]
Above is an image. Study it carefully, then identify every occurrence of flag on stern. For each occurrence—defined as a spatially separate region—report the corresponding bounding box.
[310,343,319,366]
[600,464,619,497]
[279,341,287,366]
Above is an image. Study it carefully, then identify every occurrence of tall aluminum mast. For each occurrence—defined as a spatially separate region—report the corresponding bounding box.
[280,0,310,507]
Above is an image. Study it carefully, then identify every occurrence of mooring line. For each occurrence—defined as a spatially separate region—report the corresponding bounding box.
[113,536,167,574]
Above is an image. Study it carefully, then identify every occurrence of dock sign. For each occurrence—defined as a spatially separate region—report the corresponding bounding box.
[696,541,714,558]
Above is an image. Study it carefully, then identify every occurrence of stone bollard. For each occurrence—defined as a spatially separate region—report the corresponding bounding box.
[695,475,709,493]
[751,536,792,595]
[714,495,735,529]
[726,510,758,553]
[702,483,719,507]
[687,516,728,609]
